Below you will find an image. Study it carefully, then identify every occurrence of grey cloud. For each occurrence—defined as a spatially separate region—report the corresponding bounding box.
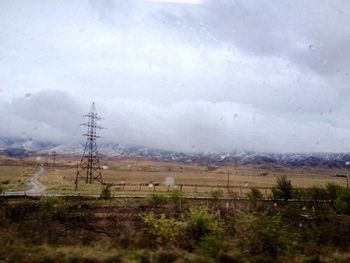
[0,90,349,153]
[0,1,350,153]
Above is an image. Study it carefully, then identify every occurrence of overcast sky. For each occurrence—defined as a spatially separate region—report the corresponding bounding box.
[1,0,350,153]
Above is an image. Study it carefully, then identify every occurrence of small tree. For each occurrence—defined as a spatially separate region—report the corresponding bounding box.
[142,212,186,245]
[168,189,185,209]
[99,184,112,200]
[247,187,263,208]
[146,193,168,207]
[271,175,293,202]
[211,189,224,201]
[335,190,350,215]
[326,183,343,201]
[186,207,220,242]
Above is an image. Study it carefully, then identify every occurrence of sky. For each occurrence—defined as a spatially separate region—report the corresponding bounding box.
[0,0,350,153]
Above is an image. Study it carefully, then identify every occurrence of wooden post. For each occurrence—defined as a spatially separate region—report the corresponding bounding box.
[180,184,183,192]
[227,171,230,192]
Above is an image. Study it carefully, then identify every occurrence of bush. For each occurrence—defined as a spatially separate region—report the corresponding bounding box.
[186,207,220,242]
[1,180,10,185]
[325,183,350,215]
[142,212,186,246]
[247,187,263,208]
[326,183,344,201]
[293,188,308,201]
[168,189,185,209]
[306,186,328,200]
[146,193,168,207]
[272,175,293,201]
[334,190,350,215]
[38,196,67,219]
[236,214,291,260]
[210,189,223,202]
[99,184,112,200]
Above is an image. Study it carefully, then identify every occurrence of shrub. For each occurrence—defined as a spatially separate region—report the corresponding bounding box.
[236,214,291,259]
[168,189,185,209]
[1,180,10,185]
[247,187,263,208]
[334,190,350,215]
[186,207,220,242]
[293,188,308,201]
[326,183,344,201]
[146,193,168,207]
[38,196,67,219]
[210,189,223,201]
[142,212,186,245]
[325,183,350,215]
[306,186,328,200]
[99,184,112,200]
[272,175,293,201]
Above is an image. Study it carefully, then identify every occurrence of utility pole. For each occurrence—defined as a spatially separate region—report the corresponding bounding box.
[346,162,350,189]
[52,151,57,167]
[227,171,230,192]
[75,102,104,190]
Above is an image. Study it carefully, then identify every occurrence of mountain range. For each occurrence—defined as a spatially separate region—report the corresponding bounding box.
[1,137,350,168]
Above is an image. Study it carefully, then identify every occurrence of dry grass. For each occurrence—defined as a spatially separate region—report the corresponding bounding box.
[36,157,349,197]
[0,166,36,191]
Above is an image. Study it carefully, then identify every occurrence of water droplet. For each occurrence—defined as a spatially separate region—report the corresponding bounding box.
[25,93,32,98]
[308,44,315,51]
[234,113,238,118]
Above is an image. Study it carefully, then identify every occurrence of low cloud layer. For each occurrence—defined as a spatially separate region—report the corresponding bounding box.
[0,90,349,153]
[0,1,350,153]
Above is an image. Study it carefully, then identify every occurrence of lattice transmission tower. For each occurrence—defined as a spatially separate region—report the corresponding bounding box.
[75,102,103,190]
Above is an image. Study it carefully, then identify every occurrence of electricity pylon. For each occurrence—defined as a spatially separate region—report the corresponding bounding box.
[75,102,103,190]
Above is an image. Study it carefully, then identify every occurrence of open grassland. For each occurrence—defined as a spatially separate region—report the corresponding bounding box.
[0,166,36,192]
[36,157,349,197]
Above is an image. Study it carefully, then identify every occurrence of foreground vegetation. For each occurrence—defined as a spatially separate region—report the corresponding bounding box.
[1,178,350,263]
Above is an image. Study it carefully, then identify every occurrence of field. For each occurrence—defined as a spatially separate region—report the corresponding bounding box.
[0,156,37,192]
[11,156,346,197]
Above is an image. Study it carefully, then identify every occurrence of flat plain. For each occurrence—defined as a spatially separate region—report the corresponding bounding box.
[1,155,344,197]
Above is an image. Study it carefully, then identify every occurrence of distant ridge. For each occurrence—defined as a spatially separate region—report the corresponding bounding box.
[0,137,349,168]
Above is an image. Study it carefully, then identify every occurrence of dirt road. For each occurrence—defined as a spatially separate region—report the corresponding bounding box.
[3,166,46,196]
